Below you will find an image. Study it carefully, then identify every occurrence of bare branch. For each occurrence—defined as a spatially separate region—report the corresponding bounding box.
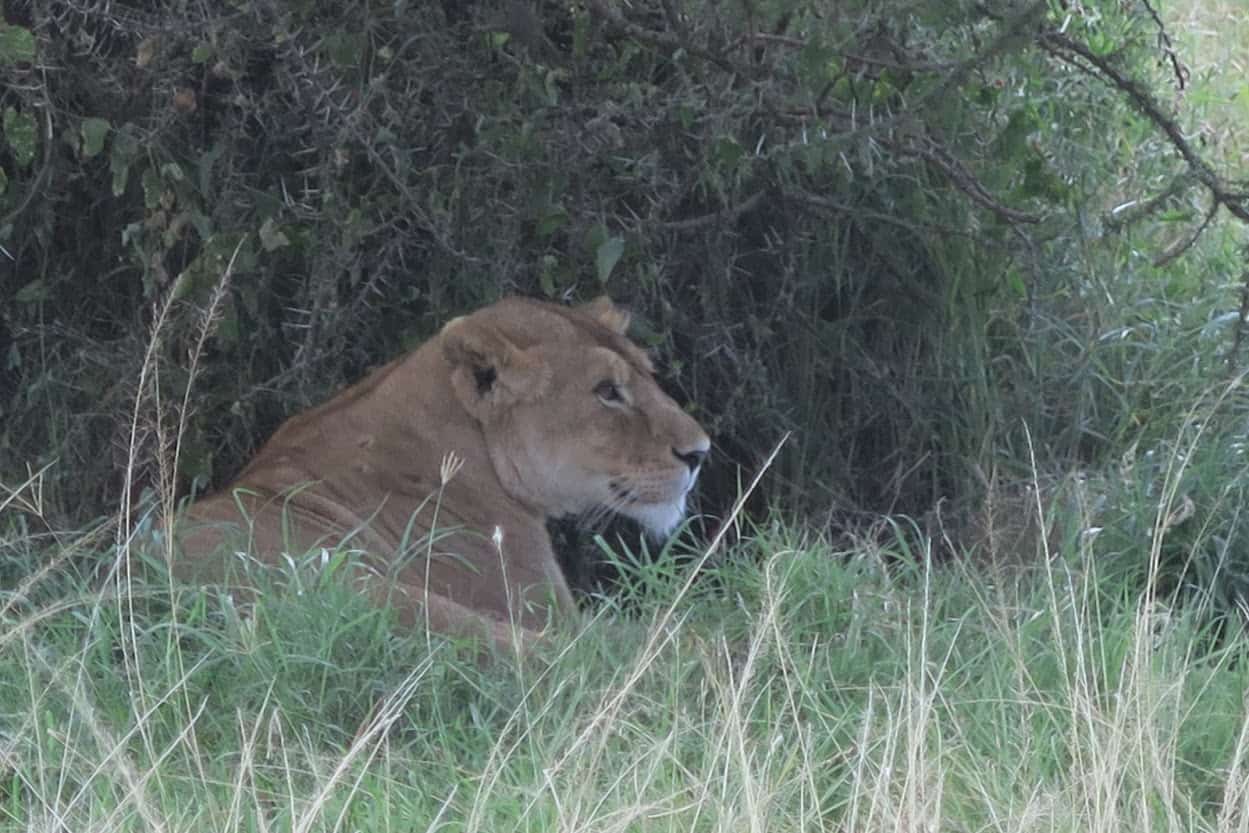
[661,191,766,231]
[1153,201,1218,268]
[1103,173,1195,233]
[584,0,745,76]
[1227,263,1249,368]
[901,135,1043,225]
[1140,0,1189,91]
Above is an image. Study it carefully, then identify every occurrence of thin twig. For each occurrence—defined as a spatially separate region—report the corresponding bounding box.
[1103,172,1195,233]
[1153,200,1218,268]
[1039,30,1249,224]
[584,0,745,76]
[901,135,1043,224]
[1139,0,1189,91]
[1226,264,1249,369]
[661,190,765,231]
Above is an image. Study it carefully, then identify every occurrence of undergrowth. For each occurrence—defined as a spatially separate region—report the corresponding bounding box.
[5,508,1249,832]
[4,0,1246,531]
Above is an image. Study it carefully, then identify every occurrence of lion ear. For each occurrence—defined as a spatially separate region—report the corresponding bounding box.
[441,315,549,419]
[580,296,631,335]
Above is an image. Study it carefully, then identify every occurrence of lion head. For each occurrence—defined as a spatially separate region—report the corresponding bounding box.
[177,296,709,649]
[441,296,708,536]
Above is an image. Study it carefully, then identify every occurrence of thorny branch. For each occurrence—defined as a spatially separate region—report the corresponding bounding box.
[1153,200,1219,268]
[1036,23,1249,365]
[1140,0,1189,91]
[899,135,1043,225]
[1229,264,1249,366]
[1038,30,1249,224]
[661,191,766,231]
[510,3,1234,345]
[1103,172,1195,234]
[584,0,743,75]
[594,0,1047,231]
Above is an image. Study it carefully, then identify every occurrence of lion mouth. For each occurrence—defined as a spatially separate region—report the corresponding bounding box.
[606,477,691,538]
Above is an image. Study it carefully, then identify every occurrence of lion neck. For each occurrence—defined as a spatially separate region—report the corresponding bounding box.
[361,342,547,532]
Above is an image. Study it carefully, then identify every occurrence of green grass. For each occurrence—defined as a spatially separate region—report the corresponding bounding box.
[4,512,1249,832]
[1167,0,1249,171]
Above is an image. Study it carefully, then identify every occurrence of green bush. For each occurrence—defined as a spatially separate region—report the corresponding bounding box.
[2,0,1244,568]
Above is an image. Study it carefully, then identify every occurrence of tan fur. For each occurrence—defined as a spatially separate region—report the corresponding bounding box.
[175,297,710,650]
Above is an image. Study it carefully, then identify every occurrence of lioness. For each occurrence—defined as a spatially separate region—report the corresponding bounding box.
[176,296,710,650]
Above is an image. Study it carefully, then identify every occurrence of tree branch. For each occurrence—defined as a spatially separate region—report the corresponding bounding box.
[1139,0,1189,91]
[660,190,766,231]
[1153,200,1218,268]
[899,134,1043,225]
[1038,30,1249,225]
[584,0,745,76]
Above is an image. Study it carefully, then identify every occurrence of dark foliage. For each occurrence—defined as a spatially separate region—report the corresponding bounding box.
[2,0,1240,589]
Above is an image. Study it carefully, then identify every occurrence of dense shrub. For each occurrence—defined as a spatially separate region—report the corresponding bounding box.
[2,0,1244,571]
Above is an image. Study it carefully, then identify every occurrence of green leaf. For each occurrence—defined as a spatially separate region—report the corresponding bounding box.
[595,236,625,284]
[122,220,143,247]
[543,68,567,106]
[110,125,139,196]
[15,279,50,303]
[798,36,836,83]
[79,117,110,159]
[259,217,290,251]
[539,255,558,297]
[0,24,35,65]
[992,108,1037,156]
[172,232,253,305]
[322,31,366,68]
[216,298,240,345]
[141,166,163,210]
[1006,269,1027,299]
[197,141,227,198]
[191,43,213,64]
[536,207,568,238]
[710,136,743,172]
[1087,31,1116,58]
[572,10,589,60]
[2,108,37,168]
[1159,208,1195,223]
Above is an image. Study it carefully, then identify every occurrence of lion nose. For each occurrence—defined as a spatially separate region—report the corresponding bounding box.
[673,446,707,473]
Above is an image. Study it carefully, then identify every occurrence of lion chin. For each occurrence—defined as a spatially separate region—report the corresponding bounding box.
[626,499,689,540]
[174,295,710,653]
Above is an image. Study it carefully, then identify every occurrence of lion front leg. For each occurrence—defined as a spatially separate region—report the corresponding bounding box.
[361,575,549,656]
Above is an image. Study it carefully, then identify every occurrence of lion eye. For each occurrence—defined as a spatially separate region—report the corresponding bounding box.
[595,380,623,404]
